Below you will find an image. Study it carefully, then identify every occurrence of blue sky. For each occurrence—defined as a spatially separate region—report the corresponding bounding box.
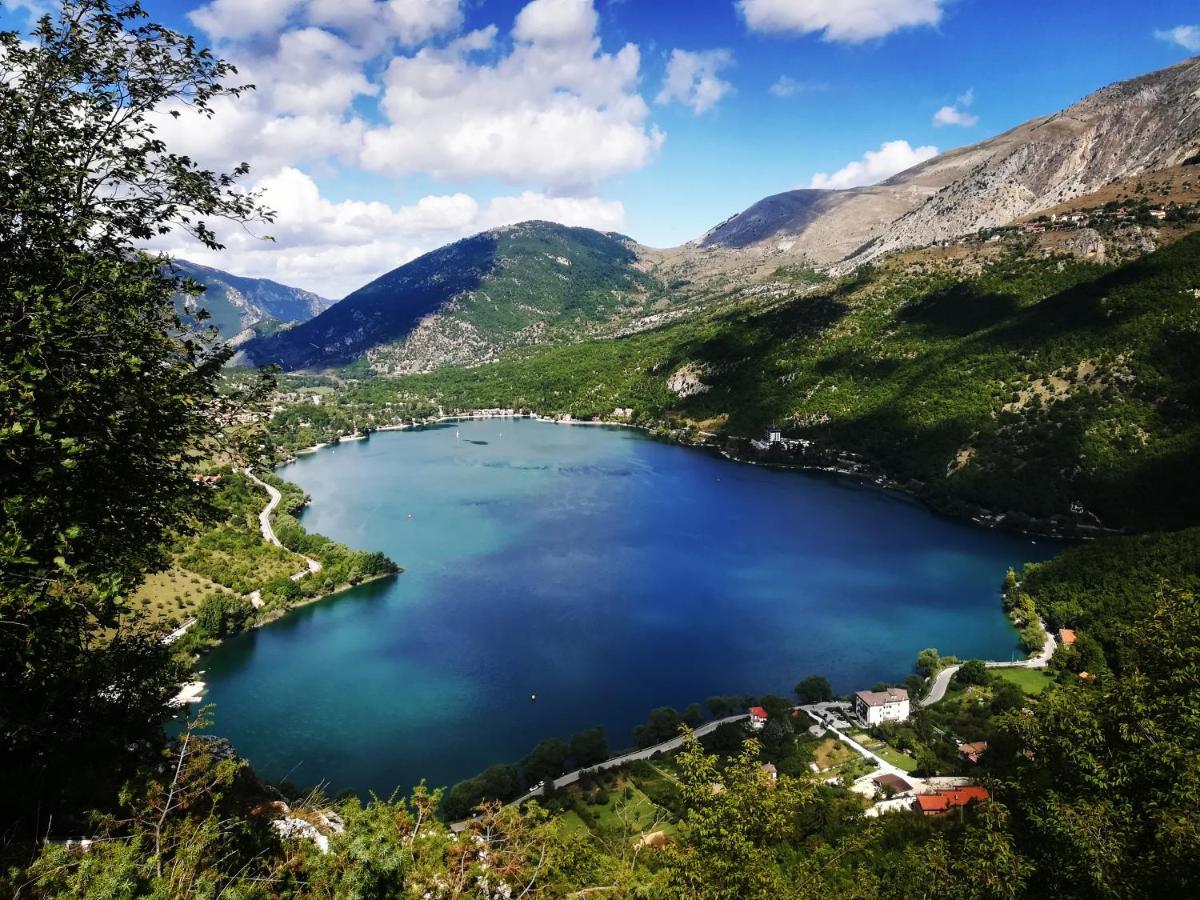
[3,0,1198,295]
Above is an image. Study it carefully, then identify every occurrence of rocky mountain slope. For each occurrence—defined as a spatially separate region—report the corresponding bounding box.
[174,260,335,342]
[236,222,666,373]
[698,56,1200,272]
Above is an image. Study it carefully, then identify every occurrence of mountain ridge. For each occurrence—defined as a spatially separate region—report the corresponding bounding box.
[698,56,1200,272]
[174,259,336,343]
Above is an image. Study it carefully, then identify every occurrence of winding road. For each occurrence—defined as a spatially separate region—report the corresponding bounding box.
[920,622,1056,707]
[243,468,322,607]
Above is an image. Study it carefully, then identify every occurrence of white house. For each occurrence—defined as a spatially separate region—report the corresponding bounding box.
[854,688,910,726]
[748,706,768,730]
[767,425,783,444]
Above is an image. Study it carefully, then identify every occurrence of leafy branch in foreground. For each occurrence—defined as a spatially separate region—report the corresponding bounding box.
[0,0,270,838]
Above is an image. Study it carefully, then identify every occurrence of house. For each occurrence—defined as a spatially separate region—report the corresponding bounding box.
[1149,208,1167,220]
[1058,628,1077,646]
[766,425,783,444]
[914,786,990,815]
[854,688,910,726]
[190,474,222,485]
[958,741,989,764]
[748,706,768,730]
[760,763,778,781]
[873,773,912,795]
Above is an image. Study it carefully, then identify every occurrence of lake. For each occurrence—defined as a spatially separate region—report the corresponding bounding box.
[197,419,1057,795]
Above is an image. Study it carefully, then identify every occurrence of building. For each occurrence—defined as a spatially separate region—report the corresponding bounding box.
[766,425,783,444]
[958,741,988,764]
[914,786,990,816]
[854,688,910,726]
[873,773,912,795]
[1058,628,1077,646]
[748,706,768,730]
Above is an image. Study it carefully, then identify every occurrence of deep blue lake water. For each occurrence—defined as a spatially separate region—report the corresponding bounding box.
[197,419,1057,795]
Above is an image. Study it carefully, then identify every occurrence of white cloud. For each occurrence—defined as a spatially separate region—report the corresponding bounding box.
[656,48,735,114]
[513,0,598,46]
[305,0,463,47]
[809,139,938,189]
[932,87,978,127]
[188,0,305,42]
[1154,24,1200,52]
[737,0,946,43]
[152,168,626,297]
[361,1,664,189]
[768,75,826,98]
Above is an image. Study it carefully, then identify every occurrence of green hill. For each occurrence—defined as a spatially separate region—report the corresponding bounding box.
[237,221,663,373]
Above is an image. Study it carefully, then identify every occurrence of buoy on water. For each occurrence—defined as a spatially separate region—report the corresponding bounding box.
[530,693,537,703]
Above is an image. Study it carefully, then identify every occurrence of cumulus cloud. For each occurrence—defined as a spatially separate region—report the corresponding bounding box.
[361,2,663,189]
[151,169,626,297]
[932,88,978,127]
[737,0,946,43]
[1154,24,1200,52]
[188,0,305,42]
[809,139,938,189]
[306,0,463,47]
[656,48,735,114]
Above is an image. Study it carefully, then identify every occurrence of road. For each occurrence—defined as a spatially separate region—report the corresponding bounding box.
[450,714,749,832]
[243,468,323,607]
[920,620,1056,708]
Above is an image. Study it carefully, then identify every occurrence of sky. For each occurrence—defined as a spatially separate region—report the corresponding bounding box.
[3,0,1199,297]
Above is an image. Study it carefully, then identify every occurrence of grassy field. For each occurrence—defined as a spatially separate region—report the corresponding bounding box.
[992,666,1057,696]
[127,566,231,626]
[812,738,857,771]
[849,733,919,772]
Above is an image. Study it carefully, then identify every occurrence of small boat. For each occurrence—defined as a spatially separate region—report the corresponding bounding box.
[530,693,537,702]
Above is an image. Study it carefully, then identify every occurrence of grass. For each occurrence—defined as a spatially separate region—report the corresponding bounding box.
[993,666,1057,696]
[812,738,857,771]
[872,745,919,773]
[127,565,229,626]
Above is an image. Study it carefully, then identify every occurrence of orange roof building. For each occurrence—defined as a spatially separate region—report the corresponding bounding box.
[914,786,990,815]
[1058,628,1077,645]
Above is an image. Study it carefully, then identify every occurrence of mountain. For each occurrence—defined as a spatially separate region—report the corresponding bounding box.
[173,260,336,343]
[698,56,1200,271]
[236,222,663,373]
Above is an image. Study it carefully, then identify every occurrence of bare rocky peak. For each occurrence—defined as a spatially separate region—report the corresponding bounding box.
[698,56,1200,272]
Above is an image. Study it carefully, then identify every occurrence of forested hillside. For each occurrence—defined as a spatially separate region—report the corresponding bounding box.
[347,234,1200,533]
[238,222,664,373]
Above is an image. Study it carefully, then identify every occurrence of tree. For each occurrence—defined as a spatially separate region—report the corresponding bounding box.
[915,647,942,677]
[957,659,990,685]
[662,732,813,898]
[521,738,569,786]
[0,0,269,835]
[633,707,681,748]
[682,702,704,728]
[194,592,253,639]
[794,675,833,704]
[569,726,608,768]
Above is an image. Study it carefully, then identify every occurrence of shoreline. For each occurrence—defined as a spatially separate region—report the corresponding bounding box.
[281,412,1108,541]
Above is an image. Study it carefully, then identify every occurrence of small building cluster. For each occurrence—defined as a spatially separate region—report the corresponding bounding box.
[853,687,910,726]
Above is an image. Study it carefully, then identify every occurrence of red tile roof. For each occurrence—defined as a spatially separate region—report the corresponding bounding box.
[748,706,768,719]
[1058,628,1077,645]
[915,786,990,813]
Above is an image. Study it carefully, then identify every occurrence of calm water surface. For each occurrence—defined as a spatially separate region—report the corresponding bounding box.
[198,420,1057,794]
